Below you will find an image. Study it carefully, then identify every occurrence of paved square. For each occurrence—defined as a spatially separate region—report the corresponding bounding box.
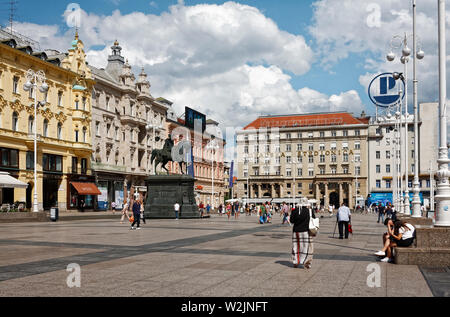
[0,213,442,297]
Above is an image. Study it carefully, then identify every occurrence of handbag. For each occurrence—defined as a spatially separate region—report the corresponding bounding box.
[309,209,320,236]
[129,215,134,223]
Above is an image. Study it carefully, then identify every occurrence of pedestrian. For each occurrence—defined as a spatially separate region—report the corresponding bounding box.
[130,199,142,230]
[377,203,385,223]
[226,203,232,220]
[290,204,315,269]
[374,217,395,258]
[218,204,223,216]
[421,204,427,217]
[199,202,205,217]
[328,204,333,216]
[385,203,396,222]
[174,202,180,220]
[235,201,240,219]
[80,199,85,213]
[377,220,416,263]
[281,202,290,225]
[206,203,211,215]
[111,201,116,214]
[120,200,130,224]
[337,202,351,239]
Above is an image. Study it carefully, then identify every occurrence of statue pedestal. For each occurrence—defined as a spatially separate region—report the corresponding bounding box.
[144,175,200,219]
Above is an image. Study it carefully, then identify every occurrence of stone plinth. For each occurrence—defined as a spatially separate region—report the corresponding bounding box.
[144,175,200,219]
[0,212,48,223]
[394,226,450,266]
[397,215,434,226]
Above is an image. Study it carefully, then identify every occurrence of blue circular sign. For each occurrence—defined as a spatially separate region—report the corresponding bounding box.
[368,72,405,108]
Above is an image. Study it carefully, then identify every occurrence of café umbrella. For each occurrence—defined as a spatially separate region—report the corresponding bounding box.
[0,172,28,189]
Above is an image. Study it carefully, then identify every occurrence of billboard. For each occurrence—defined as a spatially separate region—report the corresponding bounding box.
[185,107,206,132]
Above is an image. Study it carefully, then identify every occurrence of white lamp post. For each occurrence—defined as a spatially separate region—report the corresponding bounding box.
[207,139,219,209]
[434,0,450,227]
[23,69,48,213]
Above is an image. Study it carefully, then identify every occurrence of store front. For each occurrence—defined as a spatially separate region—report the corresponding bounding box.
[67,174,99,211]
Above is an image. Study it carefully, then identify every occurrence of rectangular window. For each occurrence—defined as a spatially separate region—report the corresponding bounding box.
[386,180,391,189]
[427,180,431,188]
[319,143,325,151]
[342,142,349,150]
[286,144,291,152]
[0,148,19,168]
[72,157,78,174]
[286,133,291,139]
[319,167,325,175]
[308,144,314,151]
[297,168,302,177]
[355,130,360,136]
[308,169,314,177]
[244,146,249,154]
[376,151,381,159]
[286,156,292,164]
[308,132,313,138]
[331,166,337,174]
[331,143,337,150]
[308,155,314,163]
[343,130,348,137]
[286,169,292,177]
[376,180,381,188]
[320,155,325,163]
[331,154,337,163]
[386,165,391,173]
[386,151,391,159]
[355,166,361,176]
[43,154,63,173]
[82,97,87,111]
[320,131,325,138]
[376,165,381,173]
[331,131,337,137]
[297,133,302,139]
[58,91,63,107]
[297,144,302,151]
[355,142,360,150]
[276,156,281,164]
[26,152,34,170]
[343,166,349,174]
[81,158,87,175]
[13,76,19,94]
[343,153,349,162]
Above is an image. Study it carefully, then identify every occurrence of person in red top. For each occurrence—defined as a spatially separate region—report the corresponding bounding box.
[199,202,205,217]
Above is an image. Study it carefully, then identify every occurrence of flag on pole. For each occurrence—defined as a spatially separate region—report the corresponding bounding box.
[229,161,234,188]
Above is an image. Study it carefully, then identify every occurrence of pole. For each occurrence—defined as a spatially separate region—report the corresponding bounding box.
[435,0,450,226]
[33,77,38,213]
[430,161,434,212]
[411,0,422,217]
[399,85,405,214]
[211,152,214,209]
[404,52,410,215]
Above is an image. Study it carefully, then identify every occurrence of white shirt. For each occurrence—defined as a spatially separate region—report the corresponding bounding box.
[399,224,415,240]
[174,203,180,211]
[337,206,351,222]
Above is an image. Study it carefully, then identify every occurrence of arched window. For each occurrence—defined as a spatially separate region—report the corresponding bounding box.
[12,112,18,131]
[83,127,87,143]
[57,123,62,140]
[43,119,48,137]
[28,116,34,134]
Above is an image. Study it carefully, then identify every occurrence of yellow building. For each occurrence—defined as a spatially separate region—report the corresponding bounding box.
[0,33,96,212]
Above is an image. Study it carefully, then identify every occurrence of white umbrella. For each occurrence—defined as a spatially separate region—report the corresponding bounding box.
[0,172,28,189]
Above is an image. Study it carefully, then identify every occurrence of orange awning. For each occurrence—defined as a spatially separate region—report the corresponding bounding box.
[71,182,101,195]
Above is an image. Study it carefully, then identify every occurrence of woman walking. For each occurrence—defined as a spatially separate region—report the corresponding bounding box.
[130,198,142,230]
[120,200,130,224]
[290,205,315,269]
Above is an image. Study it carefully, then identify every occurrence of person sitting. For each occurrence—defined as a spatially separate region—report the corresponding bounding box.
[375,220,416,263]
[374,218,395,257]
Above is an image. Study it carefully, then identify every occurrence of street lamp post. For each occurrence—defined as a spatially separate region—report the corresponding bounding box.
[411,0,426,217]
[23,69,48,213]
[207,139,219,209]
[434,0,450,227]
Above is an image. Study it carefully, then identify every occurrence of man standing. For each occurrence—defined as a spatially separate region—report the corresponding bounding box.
[377,203,385,224]
[174,202,180,220]
[337,203,351,239]
[130,199,142,230]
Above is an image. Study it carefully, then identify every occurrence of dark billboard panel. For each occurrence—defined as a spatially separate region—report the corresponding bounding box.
[185,107,206,132]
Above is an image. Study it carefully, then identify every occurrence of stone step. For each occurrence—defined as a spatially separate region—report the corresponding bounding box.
[416,227,450,248]
[394,247,450,267]
[397,215,434,226]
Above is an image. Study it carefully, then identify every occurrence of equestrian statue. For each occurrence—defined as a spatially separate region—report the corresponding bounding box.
[150,135,188,175]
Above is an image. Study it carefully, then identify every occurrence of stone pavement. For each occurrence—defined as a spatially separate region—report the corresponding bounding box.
[0,212,446,297]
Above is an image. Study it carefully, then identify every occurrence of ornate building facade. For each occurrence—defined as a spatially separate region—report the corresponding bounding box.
[90,41,168,210]
[0,32,95,211]
[236,112,370,209]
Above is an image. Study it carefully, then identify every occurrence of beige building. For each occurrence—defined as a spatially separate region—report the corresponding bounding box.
[236,112,370,209]
[0,30,95,212]
[90,41,168,210]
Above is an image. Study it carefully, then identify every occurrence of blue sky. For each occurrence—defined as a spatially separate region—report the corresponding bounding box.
[2,0,447,128]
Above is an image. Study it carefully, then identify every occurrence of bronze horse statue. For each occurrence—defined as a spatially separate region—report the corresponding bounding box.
[151,136,187,175]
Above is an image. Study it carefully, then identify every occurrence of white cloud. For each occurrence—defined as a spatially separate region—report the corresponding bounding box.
[11,1,365,131]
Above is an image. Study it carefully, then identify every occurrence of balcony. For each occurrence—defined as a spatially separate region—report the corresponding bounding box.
[120,114,146,126]
[91,162,127,173]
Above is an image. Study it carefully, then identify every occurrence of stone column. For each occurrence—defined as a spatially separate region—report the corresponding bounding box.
[315,183,320,202]
[324,183,329,209]
[249,183,253,199]
[339,182,344,206]
[279,184,284,198]
[258,184,262,198]
[271,184,276,198]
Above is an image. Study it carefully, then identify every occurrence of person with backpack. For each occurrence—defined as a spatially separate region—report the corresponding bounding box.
[290,205,315,269]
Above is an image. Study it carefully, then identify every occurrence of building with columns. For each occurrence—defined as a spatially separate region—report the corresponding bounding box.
[89,41,169,210]
[0,30,95,211]
[236,112,370,209]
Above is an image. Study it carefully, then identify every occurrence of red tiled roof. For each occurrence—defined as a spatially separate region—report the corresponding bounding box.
[244,113,368,130]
